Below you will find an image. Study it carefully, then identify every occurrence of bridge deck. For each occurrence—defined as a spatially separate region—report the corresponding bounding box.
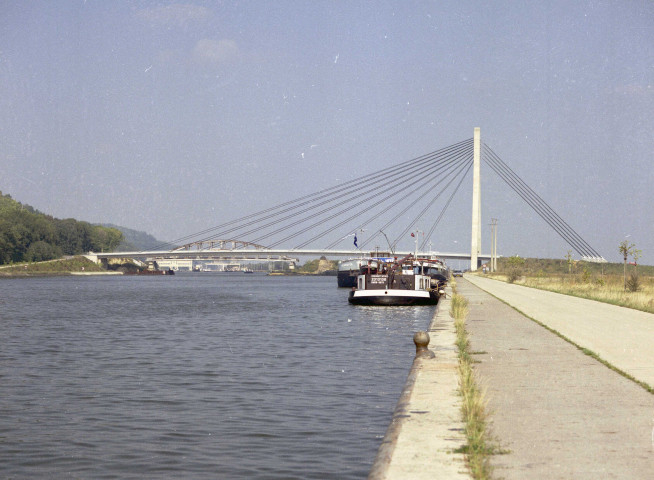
[90,249,493,261]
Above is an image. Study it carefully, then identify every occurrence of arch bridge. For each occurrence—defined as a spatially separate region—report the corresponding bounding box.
[172,239,269,252]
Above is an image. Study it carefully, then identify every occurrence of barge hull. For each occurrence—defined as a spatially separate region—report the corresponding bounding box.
[348,290,438,306]
[337,271,358,288]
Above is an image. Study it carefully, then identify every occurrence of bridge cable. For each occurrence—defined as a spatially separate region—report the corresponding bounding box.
[419,160,474,251]
[483,144,602,259]
[389,156,473,249]
[264,148,473,248]
[149,138,473,250]
[352,152,472,251]
[202,140,473,247]
[224,148,468,246]
[483,146,599,258]
[317,147,474,250]
[357,154,473,251]
[196,142,472,247]
[295,150,474,250]
[483,150,594,257]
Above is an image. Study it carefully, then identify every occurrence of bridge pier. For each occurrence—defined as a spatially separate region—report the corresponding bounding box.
[83,253,109,269]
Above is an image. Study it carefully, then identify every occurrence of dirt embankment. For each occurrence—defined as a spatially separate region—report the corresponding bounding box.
[0,256,106,276]
[315,258,336,274]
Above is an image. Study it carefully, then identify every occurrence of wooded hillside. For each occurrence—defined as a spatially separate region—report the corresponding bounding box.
[0,191,123,264]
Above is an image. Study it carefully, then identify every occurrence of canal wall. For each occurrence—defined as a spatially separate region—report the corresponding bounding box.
[368,287,469,479]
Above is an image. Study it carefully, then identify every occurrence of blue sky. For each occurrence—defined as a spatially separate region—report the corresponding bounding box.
[1,1,653,263]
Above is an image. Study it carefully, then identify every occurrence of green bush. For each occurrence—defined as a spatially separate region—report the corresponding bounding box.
[505,255,525,283]
[626,272,641,292]
[582,267,591,283]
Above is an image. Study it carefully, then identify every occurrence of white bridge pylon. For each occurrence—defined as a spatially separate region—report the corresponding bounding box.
[470,127,482,271]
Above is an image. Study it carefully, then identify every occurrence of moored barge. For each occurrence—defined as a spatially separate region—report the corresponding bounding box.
[347,255,447,306]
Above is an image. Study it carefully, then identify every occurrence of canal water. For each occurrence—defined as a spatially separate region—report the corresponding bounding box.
[0,274,435,479]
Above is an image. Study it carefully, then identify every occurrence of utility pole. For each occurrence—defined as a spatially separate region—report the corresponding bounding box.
[494,219,498,272]
[470,127,481,271]
[490,218,498,272]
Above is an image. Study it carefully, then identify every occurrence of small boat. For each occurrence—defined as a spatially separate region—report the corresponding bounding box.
[348,254,446,306]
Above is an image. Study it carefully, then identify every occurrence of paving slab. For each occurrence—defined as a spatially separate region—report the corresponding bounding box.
[457,277,654,479]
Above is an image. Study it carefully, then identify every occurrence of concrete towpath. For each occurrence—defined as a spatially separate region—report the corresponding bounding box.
[466,275,654,388]
[458,276,654,479]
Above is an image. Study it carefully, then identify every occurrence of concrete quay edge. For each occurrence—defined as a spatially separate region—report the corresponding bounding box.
[368,288,470,479]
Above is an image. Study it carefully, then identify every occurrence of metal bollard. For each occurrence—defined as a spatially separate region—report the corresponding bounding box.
[413,331,435,359]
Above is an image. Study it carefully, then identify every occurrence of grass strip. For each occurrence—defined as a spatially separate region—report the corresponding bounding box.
[451,292,493,479]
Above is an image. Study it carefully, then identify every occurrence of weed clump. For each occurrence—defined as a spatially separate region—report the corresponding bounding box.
[452,293,494,479]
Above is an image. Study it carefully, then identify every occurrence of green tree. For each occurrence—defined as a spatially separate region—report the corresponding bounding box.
[25,241,62,262]
[0,192,125,264]
[89,226,123,252]
[619,240,635,292]
[626,248,643,292]
[7,222,32,262]
[564,250,573,275]
[506,255,525,283]
[632,249,642,270]
[54,219,95,254]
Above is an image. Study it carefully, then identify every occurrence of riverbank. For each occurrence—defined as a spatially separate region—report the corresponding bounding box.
[0,256,108,277]
[268,270,337,276]
[369,286,469,479]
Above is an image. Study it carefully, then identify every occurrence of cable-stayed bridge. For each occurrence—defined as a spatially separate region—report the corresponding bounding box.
[90,128,605,270]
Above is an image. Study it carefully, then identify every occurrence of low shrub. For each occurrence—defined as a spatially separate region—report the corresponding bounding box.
[626,272,641,292]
